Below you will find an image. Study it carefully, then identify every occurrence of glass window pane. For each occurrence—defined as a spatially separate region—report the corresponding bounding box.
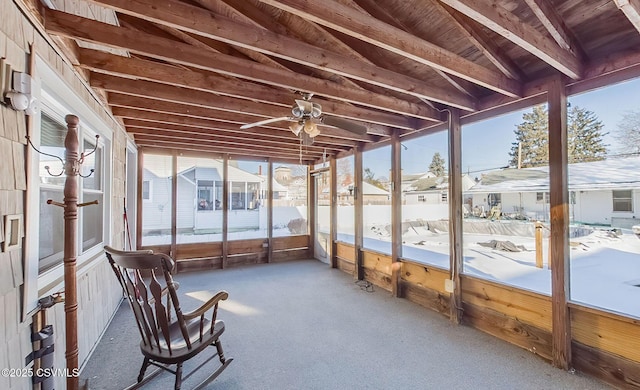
[228,160,267,240]
[336,156,354,244]
[568,79,640,317]
[81,192,103,251]
[82,139,102,190]
[401,132,450,268]
[462,106,551,294]
[362,146,391,254]
[39,188,64,271]
[273,163,308,237]
[141,153,173,246]
[39,113,66,186]
[176,156,224,244]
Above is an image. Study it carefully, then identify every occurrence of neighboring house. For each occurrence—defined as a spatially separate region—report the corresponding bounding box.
[275,165,308,206]
[466,156,640,227]
[401,171,435,192]
[337,181,390,205]
[143,161,267,234]
[404,174,476,205]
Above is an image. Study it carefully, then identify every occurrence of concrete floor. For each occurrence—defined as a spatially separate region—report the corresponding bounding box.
[81,259,611,389]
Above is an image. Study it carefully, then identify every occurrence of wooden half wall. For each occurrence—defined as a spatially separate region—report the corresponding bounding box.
[334,241,640,389]
[148,235,311,272]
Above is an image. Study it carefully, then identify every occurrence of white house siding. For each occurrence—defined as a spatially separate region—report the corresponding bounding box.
[0,1,125,388]
[405,192,442,205]
[572,190,611,225]
[177,176,195,230]
[142,171,173,233]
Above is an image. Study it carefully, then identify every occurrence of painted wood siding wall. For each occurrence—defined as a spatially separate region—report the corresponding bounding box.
[0,1,127,388]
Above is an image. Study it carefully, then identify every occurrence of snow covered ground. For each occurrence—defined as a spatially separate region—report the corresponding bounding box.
[356,221,640,318]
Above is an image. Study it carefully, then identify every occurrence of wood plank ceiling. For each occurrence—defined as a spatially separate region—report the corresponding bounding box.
[40,0,640,163]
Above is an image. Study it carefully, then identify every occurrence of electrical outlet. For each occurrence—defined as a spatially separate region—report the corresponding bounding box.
[444,279,455,293]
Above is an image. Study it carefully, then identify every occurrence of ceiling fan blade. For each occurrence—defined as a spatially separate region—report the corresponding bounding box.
[240,116,294,129]
[321,116,368,135]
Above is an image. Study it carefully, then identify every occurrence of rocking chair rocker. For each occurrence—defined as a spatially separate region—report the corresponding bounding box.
[104,246,233,389]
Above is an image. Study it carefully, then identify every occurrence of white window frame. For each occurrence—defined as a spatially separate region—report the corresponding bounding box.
[23,56,113,319]
[612,189,633,212]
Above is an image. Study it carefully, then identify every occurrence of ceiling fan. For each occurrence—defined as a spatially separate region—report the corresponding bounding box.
[239,93,368,143]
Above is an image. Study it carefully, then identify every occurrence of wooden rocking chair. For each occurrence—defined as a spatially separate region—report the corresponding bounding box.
[104,246,233,390]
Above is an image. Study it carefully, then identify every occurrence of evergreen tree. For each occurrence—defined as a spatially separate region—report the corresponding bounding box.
[568,105,607,163]
[615,110,640,154]
[508,105,549,168]
[429,152,446,176]
[508,105,608,167]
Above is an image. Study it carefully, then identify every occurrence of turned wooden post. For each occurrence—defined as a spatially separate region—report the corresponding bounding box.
[63,114,80,390]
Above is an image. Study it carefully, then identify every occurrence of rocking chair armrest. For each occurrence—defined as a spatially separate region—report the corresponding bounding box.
[183,291,229,321]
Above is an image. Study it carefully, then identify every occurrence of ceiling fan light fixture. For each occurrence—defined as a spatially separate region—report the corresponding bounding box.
[289,121,304,136]
[303,120,320,137]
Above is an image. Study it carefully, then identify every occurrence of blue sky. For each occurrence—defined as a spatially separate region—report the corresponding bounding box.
[367,77,640,178]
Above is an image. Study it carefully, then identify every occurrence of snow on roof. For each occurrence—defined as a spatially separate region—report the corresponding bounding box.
[143,156,263,182]
[468,156,640,193]
[257,175,288,192]
[362,181,389,196]
[407,175,476,192]
[402,171,434,182]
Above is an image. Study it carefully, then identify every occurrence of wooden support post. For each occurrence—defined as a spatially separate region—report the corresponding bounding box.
[136,150,144,249]
[548,74,571,370]
[267,159,274,263]
[222,154,229,268]
[354,145,364,280]
[63,115,80,390]
[447,108,463,324]
[391,130,402,297]
[308,163,316,259]
[535,221,543,268]
[170,151,177,263]
[330,156,338,268]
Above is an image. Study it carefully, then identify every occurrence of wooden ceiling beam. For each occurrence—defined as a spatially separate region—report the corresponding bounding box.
[139,144,315,163]
[195,0,376,93]
[123,118,358,148]
[79,48,288,101]
[438,0,583,79]
[349,0,479,96]
[113,107,377,144]
[88,70,416,131]
[80,49,414,130]
[614,0,640,35]
[523,0,585,59]
[257,0,522,97]
[44,9,441,121]
[127,125,345,153]
[435,2,525,81]
[130,130,327,156]
[82,0,475,110]
[106,92,384,141]
[124,120,352,152]
[134,137,319,160]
